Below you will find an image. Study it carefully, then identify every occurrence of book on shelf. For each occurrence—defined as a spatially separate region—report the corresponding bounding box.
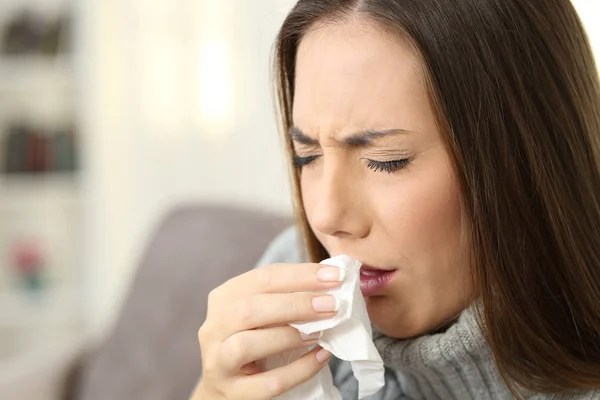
[2,122,78,176]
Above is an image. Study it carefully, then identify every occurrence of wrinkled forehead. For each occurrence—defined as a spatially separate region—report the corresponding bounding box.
[292,19,430,139]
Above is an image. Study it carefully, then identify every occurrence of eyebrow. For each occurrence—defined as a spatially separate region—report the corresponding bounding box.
[289,126,410,147]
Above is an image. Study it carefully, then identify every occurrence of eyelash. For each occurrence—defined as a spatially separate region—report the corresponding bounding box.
[293,155,320,168]
[365,158,411,173]
[293,155,411,174]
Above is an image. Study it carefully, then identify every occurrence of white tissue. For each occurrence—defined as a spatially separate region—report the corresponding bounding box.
[265,255,385,400]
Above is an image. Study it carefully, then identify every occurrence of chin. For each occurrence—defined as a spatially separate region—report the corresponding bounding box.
[371,317,426,339]
[365,297,429,339]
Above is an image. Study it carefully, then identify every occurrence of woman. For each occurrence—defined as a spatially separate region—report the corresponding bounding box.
[194,0,600,398]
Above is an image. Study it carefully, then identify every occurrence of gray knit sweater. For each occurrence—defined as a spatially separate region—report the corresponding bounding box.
[255,227,600,400]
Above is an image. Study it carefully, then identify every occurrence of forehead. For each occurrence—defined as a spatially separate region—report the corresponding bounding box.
[293,19,429,136]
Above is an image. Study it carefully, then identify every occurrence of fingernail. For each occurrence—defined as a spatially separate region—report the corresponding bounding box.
[312,295,339,312]
[317,266,344,282]
[316,348,331,363]
[300,331,323,341]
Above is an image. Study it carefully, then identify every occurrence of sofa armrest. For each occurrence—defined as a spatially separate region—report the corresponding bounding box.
[73,205,291,400]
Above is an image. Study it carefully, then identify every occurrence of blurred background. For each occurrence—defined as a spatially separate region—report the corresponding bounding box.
[0,0,597,399]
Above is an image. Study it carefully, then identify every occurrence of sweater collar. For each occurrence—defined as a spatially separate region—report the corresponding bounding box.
[372,302,488,371]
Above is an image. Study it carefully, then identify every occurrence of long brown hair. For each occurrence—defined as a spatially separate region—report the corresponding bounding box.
[274,0,600,395]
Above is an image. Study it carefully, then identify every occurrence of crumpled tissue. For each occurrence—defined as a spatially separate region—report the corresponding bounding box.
[263,255,385,399]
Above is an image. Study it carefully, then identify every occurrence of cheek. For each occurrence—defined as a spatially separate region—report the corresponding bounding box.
[299,171,322,235]
[373,159,463,261]
[300,172,315,213]
[367,160,469,336]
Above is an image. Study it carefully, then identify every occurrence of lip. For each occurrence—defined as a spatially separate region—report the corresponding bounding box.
[360,264,396,273]
[359,264,397,296]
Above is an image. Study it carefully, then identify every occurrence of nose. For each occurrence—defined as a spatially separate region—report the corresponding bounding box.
[307,158,370,240]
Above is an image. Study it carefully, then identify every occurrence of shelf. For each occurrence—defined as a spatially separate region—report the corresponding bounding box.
[0,286,80,330]
[0,0,71,14]
[0,333,84,400]
[0,287,82,375]
[0,55,75,92]
[0,173,81,210]
[0,172,79,187]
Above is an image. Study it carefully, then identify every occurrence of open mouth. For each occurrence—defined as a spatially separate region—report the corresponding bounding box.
[359,264,397,296]
[360,264,395,275]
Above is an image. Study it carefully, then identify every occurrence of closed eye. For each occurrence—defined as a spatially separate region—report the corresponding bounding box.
[293,155,412,173]
[364,158,411,173]
[294,155,321,168]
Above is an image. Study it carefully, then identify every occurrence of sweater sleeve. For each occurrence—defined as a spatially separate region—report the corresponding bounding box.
[252,225,305,268]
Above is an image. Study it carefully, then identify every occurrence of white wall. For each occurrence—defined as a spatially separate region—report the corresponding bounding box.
[573,0,600,59]
[80,0,297,340]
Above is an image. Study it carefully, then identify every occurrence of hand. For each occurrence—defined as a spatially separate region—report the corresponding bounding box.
[192,262,343,400]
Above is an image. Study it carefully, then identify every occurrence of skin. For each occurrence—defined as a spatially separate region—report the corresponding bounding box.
[195,262,343,399]
[292,18,473,338]
[195,17,475,400]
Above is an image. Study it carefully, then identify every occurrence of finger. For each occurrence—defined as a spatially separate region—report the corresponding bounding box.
[231,346,332,399]
[220,326,323,373]
[225,262,344,296]
[221,292,339,338]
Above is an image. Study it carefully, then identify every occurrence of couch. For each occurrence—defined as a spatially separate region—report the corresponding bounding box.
[67,205,291,399]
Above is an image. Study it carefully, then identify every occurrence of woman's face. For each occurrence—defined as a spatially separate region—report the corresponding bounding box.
[292,20,473,338]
